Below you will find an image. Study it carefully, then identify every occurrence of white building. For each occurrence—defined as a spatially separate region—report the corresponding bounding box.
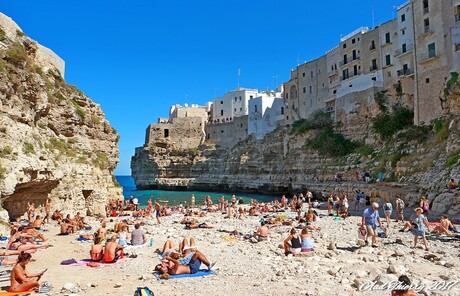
[212,88,259,123]
[248,89,285,139]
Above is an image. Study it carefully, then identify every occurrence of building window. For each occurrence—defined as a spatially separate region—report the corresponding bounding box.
[310,99,313,107]
[240,108,242,111]
[371,59,377,71]
[385,54,391,66]
[402,43,407,53]
[426,78,430,83]
[303,87,306,93]
[234,97,237,102]
[309,86,312,94]
[221,130,224,133]
[221,101,223,104]
[310,71,313,78]
[234,108,236,112]
[428,42,436,58]
[333,90,337,94]
[352,38,356,44]
[239,96,242,101]
[343,43,347,49]
[370,40,376,50]
[254,105,257,113]
[302,72,305,77]
[385,32,391,44]
[343,54,348,65]
[342,69,349,80]
[250,95,253,99]
[401,14,406,22]
[352,49,357,60]
[424,18,430,33]
[423,0,429,14]
[387,71,392,78]
[402,29,405,35]
[322,83,325,87]
[281,107,284,115]
[220,110,224,116]
[164,129,169,138]
[455,5,460,22]
[286,116,289,120]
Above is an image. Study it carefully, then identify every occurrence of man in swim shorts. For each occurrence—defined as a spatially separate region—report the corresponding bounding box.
[103,235,124,263]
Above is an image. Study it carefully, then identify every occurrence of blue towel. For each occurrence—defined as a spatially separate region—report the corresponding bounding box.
[154,269,215,279]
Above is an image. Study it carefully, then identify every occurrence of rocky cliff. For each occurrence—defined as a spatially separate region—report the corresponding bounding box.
[132,90,460,219]
[0,14,122,220]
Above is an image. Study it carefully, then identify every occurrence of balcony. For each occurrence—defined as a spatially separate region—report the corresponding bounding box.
[370,44,376,51]
[369,65,378,71]
[395,43,414,57]
[419,50,438,63]
[419,25,434,39]
[328,69,338,77]
[339,56,360,67]
[397,68,414,77]
[423,7,429,14]
[341,70,362,81]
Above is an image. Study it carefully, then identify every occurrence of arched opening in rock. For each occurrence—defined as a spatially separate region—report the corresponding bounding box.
[82,190,94,216]
[2,180,60,221]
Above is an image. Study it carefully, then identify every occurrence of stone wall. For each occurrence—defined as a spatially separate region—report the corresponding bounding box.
[145,117,205,150]
[205,115,248,148]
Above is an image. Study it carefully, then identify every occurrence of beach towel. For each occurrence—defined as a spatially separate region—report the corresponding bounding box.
[0,290,35,295]
[125,242,149,250]
[153,270,215,280]
[66,258,129,267]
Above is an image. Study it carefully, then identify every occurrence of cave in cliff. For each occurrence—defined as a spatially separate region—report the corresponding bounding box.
[2,180,59,221]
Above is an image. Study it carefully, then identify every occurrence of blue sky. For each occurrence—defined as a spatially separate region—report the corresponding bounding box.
[0,0,404,175]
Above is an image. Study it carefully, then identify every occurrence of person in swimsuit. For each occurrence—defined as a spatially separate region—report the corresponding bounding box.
[300,228,315,253]
[283,228,302,256]
[44,199,51,224]
[32,215,44,230]
[90,237,104,262]
[117,225,129,247]
[254,220,269,242]
[6,229,49,252]
[156,250,213,276]
[103,235,124,263]
[154,201,161,225]
[8,252,44,293]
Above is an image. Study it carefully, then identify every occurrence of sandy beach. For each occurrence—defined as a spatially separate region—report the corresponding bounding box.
[1,203,459,296]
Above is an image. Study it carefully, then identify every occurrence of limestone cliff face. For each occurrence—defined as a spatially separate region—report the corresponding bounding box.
[0,14,121,220]
[132,114,460,218]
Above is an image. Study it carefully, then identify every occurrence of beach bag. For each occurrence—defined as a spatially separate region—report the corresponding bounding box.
[134,287,154,296]
[423,203,429,211]
[358,228,367,240]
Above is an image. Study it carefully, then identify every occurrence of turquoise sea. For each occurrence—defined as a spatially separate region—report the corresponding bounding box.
[116,176,276,207]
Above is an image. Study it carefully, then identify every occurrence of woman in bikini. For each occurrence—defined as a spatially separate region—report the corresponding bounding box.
[8,252,44,292]
[90,237,104,262]
[6,229,49,252]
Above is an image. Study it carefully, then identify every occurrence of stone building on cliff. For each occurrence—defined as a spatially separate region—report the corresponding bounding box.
[284,0,460,130]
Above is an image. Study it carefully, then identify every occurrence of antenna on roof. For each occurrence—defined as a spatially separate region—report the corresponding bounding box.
[237,68,241,89]
[372,6,375,28]
[297,52,300,66]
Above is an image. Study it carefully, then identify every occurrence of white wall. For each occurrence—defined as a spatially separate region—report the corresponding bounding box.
[212,88,258,122]
[248,94,284,139]
[336,70,384,98]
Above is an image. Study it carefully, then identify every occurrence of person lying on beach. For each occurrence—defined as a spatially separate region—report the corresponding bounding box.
[155,250,214,276]
[8,252,45,293]
[90,237,104,262]
[23,224,47,242]
[6,229,49,252]
[103,235,124,263]
[184,221,213,229]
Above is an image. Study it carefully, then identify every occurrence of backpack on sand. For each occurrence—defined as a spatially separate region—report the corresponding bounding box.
[134,287,154,296]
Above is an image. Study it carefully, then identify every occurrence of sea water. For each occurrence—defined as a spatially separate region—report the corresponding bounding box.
[117,176,276,207]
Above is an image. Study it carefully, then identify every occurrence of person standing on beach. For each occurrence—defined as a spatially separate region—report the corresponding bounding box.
[409,207,430,251]
[133,196,139,211]
[191,194,195,208]
[361,202,383,247]
[44,199,51,224]
[154,200,161,225]
[395,195,405,223]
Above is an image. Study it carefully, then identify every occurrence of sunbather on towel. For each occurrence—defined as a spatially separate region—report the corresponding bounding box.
[103,235,124,263]
[155,250,214,276]
[432,215,457,237]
